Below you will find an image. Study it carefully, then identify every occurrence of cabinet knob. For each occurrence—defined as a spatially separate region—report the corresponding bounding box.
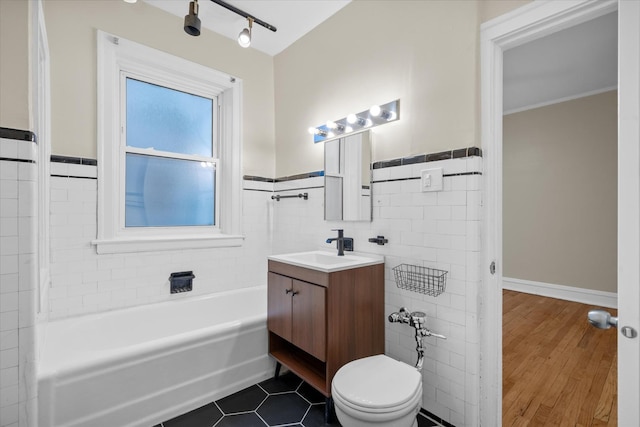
[285,288,293,294]
[292,290,300,296]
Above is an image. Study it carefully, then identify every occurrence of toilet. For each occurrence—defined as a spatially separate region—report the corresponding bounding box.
[331,354,422,427]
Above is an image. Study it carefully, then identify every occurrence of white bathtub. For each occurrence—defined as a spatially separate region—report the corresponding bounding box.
[37,286,273,427]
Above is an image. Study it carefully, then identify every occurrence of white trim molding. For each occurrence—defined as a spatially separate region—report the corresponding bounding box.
[503,85,618,115]
[95,30,243,254]
[503,277,617,309]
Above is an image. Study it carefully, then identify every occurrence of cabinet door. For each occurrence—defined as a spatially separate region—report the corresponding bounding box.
[268,272,292,341]
[291,279,326,362]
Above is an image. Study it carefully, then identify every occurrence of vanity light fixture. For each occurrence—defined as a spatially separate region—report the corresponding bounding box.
[180,0,277,49]
[346,113,371,127]
[326,121,345,132]
[310,99,400,143]
[369,104,397,121]
[308,127,328,137]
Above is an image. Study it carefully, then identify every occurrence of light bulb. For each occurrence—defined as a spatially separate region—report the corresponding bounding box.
[369,104,382,117]
[346,114,357,124]
[123,0,137,3]
[238,28,251,48]
[326,121,337,129]
[345,125,353,133]
[308,127,317,135]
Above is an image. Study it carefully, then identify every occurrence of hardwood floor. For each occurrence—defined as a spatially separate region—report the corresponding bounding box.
[502,290,617,426]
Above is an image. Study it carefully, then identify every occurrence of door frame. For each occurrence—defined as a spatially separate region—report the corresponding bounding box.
[479,0,635,425]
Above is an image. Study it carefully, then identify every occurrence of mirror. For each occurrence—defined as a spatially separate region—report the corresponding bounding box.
[324,130,372,221]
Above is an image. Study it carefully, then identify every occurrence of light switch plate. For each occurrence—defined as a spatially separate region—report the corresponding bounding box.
[421,168,443,192]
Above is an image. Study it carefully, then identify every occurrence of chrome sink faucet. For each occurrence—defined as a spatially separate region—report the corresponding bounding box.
[326,229,353,256]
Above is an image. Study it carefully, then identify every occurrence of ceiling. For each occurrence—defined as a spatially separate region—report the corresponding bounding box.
[503,11,617,114]
[144,0,351,56]
[143,1,616,112]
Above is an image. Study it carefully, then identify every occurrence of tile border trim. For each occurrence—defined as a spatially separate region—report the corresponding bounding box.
[372,171,482,184]
[420,408,456,427]
[373,146,481,169]
[0,127,37,142]
[244,147,482,183]
[51,174,97,180]
[51,155,97,166]
[0,157,36,164]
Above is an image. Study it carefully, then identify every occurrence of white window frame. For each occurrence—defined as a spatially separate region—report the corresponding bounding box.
[94,31,243,254]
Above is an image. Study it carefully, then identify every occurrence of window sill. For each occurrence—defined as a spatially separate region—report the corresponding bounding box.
[92,234,245,254]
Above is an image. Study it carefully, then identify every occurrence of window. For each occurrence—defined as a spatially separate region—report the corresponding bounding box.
[95,32,243,253]
[124,78,216,228]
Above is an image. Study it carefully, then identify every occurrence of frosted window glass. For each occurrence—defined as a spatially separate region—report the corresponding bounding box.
[125,154,215,227]
[126,78,214,157]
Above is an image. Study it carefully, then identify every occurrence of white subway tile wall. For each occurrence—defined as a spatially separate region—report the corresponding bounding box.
[0,137,38,427]
[46,167,272,320]
[270,157,483,425]
[39,154,481,426]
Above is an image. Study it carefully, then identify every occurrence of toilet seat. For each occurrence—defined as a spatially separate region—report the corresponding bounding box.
[331,354,422,414]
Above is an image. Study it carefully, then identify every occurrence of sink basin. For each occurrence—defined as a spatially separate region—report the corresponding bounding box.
[268,251,384,273]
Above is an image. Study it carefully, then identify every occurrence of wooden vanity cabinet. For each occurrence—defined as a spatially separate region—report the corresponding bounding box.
[267,260,384,397]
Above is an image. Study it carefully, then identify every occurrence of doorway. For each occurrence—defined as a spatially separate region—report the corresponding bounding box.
[480,1,640,425]
[500,15,618,422]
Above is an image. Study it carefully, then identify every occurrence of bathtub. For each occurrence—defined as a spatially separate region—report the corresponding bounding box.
[37,286,273,427]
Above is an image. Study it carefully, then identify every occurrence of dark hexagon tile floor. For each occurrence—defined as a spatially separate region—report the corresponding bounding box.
[157,371,449,427]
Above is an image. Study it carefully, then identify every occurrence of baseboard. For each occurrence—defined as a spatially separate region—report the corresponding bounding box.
[502,277,617,309]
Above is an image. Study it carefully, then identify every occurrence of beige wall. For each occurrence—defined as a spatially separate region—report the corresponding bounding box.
[478,0,534,23]
[503,91,617,293]
[272,0,532,177]
[37,0,534,178]
[42,0,275,177]
[274,0,480,177]
[0,0,30,131]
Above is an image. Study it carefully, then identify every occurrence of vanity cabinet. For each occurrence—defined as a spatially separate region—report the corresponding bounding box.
[267,260,384,397]
[268,273,326,361]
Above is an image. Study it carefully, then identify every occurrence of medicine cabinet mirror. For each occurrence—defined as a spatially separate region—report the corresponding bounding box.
[324,130,372,221]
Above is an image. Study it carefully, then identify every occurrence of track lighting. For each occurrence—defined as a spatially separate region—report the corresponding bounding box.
[184,0,201,37]
[238,17,253,48]
[182,0,277,48]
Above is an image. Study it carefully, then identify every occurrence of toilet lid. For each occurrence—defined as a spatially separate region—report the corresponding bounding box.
[332,355,422,410]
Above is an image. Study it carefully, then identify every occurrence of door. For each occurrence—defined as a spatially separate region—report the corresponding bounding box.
[481,0,640,425]
[616,0,640,421]
[291,279,326,361]
[267,272,292,341]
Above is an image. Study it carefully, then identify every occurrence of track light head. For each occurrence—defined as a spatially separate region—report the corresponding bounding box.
[184,0,201,37]
[238,17,253,48]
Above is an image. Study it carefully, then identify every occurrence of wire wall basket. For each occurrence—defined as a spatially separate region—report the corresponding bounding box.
[393,264,448,297]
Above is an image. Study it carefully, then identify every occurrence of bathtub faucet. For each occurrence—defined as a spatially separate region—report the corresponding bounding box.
[388,307,446,371]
